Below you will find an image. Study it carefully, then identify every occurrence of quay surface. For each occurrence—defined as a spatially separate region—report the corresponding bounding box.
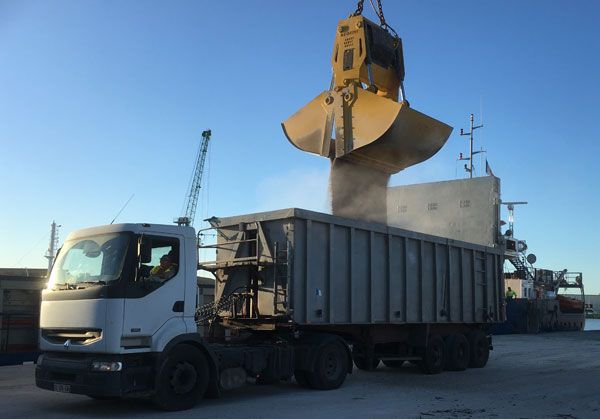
[1,331,599,419]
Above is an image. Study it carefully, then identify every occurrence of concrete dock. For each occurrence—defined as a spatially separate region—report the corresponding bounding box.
[1,331,599,419]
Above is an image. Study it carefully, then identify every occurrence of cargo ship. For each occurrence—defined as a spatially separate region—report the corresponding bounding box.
[386,176,586,335]
[497,267,585,334]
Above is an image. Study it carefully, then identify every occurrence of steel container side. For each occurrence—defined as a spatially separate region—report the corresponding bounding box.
[212,208,504,326]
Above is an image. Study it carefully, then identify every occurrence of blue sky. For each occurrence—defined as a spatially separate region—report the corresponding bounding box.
[1,1,599,292]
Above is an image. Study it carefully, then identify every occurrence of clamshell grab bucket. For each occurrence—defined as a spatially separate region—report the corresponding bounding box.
[282,14,453,176]
[282,87,453,174]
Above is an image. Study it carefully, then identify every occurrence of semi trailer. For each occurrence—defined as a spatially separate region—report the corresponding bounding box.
[36,208,504,410]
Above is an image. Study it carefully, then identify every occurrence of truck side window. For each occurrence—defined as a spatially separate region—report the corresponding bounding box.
[138,236,180,288]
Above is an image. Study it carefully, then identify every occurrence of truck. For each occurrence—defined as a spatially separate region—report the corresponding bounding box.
[36,208,504,410]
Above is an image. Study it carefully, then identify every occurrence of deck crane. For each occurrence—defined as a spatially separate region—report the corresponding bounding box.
[174,129,212,226]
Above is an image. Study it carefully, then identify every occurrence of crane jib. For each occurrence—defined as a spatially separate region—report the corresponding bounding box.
[176,129,212,227]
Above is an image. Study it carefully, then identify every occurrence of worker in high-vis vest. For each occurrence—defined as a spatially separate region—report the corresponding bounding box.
[505,287,517,301]
[150,254,178,281]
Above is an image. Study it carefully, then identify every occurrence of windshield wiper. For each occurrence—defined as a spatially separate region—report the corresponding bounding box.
[52,283,77,290]
[52,281,106,290]
[74,281,107,289]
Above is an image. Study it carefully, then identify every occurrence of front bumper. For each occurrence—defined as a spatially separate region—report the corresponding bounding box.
[35,352,156,397]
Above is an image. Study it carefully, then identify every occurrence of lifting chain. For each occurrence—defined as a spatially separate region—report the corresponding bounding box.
[372,0,387,27]
[352,0,399,39]
[353,0,365,16]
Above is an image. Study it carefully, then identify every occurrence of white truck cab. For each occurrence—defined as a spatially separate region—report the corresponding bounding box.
[36,223,220,409]
[39,223,198,354]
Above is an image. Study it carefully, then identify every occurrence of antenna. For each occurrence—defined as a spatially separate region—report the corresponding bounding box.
[459,113,484,178]
[501,201,528,237]
[110,193,135,225]
[44,221,61,272]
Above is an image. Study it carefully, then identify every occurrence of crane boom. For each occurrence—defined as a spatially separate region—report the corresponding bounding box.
[175,129,212,226]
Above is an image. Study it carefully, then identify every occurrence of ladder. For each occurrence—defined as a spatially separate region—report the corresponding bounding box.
[475,251,490,322]
[508,255,534,281]
[272,241,291,315]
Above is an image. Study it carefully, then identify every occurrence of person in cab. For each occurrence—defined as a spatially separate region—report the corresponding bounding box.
[149,254,178,282]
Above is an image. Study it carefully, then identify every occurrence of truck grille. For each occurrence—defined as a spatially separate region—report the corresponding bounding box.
[41,329,102,345]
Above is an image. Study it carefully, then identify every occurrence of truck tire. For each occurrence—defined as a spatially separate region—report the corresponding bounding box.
[306,340,348,390]
[444,334,470,371]
[419,334,445,375]
[467,330,490,368]
[352,346,380,371]
[382,360,404,368]
[153,344,209,411]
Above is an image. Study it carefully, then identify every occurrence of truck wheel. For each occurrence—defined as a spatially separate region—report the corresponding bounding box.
[153,344,209,411]
[352,346,380,371]
[306,340,348,390]
[467,330,490,368]
[444,334,470,371]
[419,335,445,374]
[382,360,404,368]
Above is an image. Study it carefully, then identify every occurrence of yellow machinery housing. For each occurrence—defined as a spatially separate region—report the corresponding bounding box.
[282,15,452,174]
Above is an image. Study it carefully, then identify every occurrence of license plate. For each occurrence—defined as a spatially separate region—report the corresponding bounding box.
[53,383,71,393]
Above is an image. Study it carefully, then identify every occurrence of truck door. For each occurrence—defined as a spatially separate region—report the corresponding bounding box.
[121,234,186,349]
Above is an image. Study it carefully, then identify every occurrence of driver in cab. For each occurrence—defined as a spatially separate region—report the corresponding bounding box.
[149,254,177,282]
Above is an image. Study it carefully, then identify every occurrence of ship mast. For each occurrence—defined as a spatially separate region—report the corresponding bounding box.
[44,221,60,272]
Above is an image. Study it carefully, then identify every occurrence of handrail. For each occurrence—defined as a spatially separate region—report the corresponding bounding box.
[199,238,257,248]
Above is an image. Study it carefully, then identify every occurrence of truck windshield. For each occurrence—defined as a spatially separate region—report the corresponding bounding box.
[48,233,130,290]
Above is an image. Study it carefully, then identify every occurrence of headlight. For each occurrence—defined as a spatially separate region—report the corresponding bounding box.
[91,361,122,372]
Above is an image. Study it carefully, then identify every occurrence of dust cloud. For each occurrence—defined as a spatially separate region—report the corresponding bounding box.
[330,159,390,224]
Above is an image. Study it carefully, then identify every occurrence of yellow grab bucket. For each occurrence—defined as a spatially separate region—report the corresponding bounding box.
[282,87,452,174]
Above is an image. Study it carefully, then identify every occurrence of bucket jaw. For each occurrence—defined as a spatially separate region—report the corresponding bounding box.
[281,92,333,158]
